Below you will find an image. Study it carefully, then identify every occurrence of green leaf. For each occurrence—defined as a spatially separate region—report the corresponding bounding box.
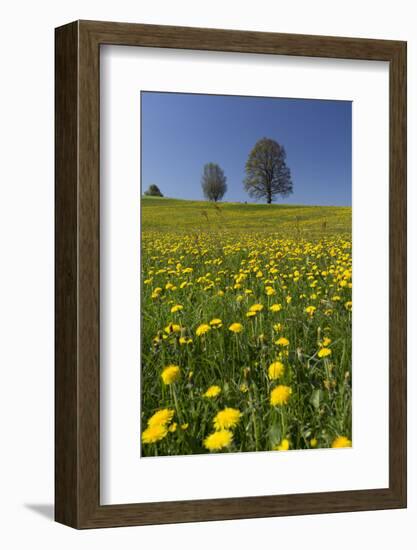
[310,389,322,410]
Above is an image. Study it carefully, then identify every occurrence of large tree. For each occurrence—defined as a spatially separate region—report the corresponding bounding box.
[201,163,227,202]
[144,184,164,197]
[244,138,293,204]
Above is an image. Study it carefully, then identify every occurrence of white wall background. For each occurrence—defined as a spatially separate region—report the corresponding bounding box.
[0,0,415,547]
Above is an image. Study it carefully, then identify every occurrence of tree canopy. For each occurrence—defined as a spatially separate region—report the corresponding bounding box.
[201,163,227,202]
[244,138,293,204]
[144,184,164,197]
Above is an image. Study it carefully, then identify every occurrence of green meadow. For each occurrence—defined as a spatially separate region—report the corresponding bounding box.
[141,197,352,456]
[142,196,351,236]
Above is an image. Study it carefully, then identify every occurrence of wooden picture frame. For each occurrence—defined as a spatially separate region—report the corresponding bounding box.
[55,20,407,529]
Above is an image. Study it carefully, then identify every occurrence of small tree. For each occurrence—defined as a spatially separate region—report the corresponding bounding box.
[144,184,163,197]
[244,138,293,204]
[201,163,227,202]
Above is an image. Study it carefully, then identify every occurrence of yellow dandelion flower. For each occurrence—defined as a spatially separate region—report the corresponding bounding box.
[196,323,211,336]
[239,383,249,393]
[273,323,282,332]
[209,318,223,328]
[147,408,174,427]
[203,385,222,398]
[213,407,242,430]
[276,337,289,347]
[270,304,282,312]
[305,305,316,316]
[217,290,225,297]
[180,423,189,430]
[273,438,290,451]
[246,311,257,318]
[229,322,243,334]
[168,422,177,433]
[270,385,292,406]
[286,296,292,304]
[249,303,264,313]
[268,361,285,380]
[170,304,183,313]
[204,429,233,451]
[331,436,352,448]
[345,301,352,311]
[310,438,318,448]
[265,286,276,296]
[179,336,193,345]
[161,365,180,385]
[142,424,168,444]
[321,337,332,347]
[164,323,181,334]
[318,347,332,358]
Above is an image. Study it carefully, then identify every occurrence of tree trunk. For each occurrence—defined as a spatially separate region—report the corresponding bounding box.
[267,182,272,204]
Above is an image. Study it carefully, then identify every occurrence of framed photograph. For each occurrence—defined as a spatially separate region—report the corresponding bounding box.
[55,20,406,528]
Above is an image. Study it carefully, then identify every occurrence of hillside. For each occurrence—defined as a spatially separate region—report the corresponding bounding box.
[141,196,351,236]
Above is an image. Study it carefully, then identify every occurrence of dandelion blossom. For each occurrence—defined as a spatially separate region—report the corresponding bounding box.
[142,424,168,444]
[270,385,292,406]
[305,305,316,316]
[249,303,263,313]
[164,323,181,334]
[161,365,180,385]
[203,385,221,398]
[270,304,282,312]
[268,361,285,380]
[204,429,233,451]
[179,336,193,345]
[196,323,211,336]
[310,438,318,448]
[318,347,332,358]
[213,408,242,430]
[229,322,243,334]
[147,408,174,427]
[273,438,290,451]
[332,436,352,448]
[170,304,183,313]
[276,337,289,347]
[209,318,223,328]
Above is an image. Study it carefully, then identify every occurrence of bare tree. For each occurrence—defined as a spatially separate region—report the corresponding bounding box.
[201,163,227,202]
[244,138,293,204]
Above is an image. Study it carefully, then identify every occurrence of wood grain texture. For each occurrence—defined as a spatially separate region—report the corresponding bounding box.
[55,20,407,529]
[55,21,79,527]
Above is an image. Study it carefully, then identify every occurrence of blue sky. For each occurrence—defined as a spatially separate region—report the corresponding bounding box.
[141,92,351,206]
